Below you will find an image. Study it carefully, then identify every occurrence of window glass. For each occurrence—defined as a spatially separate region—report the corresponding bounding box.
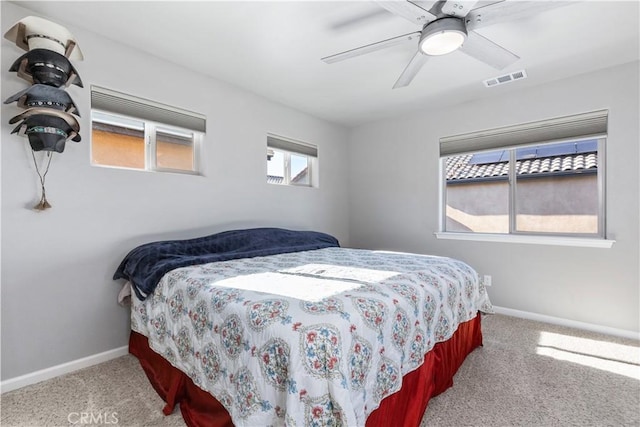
[290,154,309,186]
[156,127,194,171]
[267,150,285,184]
[445,150,509,233]
[91,112,145,169]
[514,141,599,234]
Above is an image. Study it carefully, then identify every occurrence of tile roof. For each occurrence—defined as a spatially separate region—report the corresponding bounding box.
[267,167,309,185]
[291,167,308,184]
[267,175,284,184]
[446,152,597,182]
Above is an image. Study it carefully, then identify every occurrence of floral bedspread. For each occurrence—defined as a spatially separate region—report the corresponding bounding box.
[131,247,492,426]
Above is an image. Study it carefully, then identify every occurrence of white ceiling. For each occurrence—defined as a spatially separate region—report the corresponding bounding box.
[12,1,640,127]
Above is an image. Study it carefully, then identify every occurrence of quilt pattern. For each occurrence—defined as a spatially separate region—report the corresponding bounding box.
[131,247,492,426]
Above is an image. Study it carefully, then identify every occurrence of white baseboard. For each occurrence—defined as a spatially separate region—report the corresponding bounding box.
[492,306,640,341]
[1,346,129,394]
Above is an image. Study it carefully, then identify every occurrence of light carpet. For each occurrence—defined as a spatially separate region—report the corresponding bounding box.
[1,314,638,426]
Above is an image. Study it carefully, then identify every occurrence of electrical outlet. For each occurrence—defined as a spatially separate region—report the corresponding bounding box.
[483,275,492,287]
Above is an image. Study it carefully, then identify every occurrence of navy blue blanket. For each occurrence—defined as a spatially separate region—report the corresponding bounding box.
[114,227,340,300]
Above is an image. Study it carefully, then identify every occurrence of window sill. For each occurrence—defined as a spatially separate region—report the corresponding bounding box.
[434,232,615,248]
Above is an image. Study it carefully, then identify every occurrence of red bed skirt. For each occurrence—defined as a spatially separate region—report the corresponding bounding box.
[129,314,482,427]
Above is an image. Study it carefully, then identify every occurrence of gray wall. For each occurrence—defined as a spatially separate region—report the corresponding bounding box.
[1,3,350,380]
[446,175,599,233]
[348,61,640,333]
[2,2,638,383]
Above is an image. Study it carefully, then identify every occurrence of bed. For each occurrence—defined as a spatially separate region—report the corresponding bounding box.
[115,228,492,426]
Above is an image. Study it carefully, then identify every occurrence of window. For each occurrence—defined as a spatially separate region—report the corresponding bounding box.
[267,134,317,186]
[90,86,205,174]
[440,110,607,238]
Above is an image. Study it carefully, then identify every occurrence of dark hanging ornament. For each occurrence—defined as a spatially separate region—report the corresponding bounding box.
[9,49,83,88]
[4,84,80,115]
[9,108,81,153]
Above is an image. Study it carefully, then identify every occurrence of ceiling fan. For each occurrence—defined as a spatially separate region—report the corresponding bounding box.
[322,0,569,89]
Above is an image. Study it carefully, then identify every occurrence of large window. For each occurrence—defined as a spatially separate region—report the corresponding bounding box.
[267,134,317,187]
[91,86,205,174]
[440,110,607,238]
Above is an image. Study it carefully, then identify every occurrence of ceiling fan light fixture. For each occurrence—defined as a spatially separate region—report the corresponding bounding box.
[419,17,467,56]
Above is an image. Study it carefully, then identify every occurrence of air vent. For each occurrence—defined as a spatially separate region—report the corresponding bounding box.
[483,69,527,88]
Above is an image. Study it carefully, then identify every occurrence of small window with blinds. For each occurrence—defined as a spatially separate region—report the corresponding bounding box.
[440,110,607,238]
[267,134,317,187]
[90,86,205,174]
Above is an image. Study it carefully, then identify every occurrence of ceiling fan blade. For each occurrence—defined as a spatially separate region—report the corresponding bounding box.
[376,1,436,25]
[458,30,519,69]
[322,31,421,64]
[466,1,574,31]
[441,0,479,18]
[393,51,428,89]
[330,8,390,31]
[408,1,439,14]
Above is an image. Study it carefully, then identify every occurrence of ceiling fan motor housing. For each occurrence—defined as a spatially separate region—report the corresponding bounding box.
[419,17,467,56]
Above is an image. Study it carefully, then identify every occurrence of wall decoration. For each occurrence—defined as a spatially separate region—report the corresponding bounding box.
[3,16,83,210]
[4,84,80,114]
[9,49,83,88]
[9,108,81,152]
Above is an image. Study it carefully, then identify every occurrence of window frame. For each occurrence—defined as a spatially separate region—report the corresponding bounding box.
[267,133,317,187]
[437,110,613,247]
[440,137,606,239]
[90,86,205,175]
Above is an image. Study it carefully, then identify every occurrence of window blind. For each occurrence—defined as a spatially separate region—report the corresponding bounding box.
[267,134,317,157]
[91,86,206,133]
[440,110,608,156]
